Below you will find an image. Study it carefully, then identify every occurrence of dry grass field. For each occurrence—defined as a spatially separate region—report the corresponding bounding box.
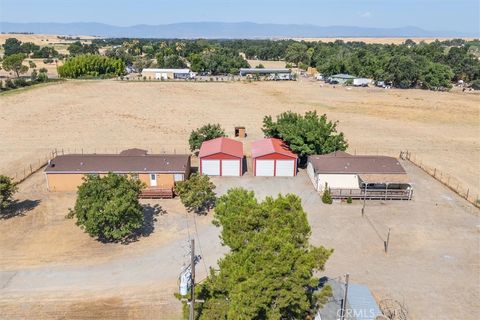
[0,33,97,46]
[0,79,479,319]
[1,79,478,198]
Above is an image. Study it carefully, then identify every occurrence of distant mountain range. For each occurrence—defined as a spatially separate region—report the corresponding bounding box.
[0,22,476,39]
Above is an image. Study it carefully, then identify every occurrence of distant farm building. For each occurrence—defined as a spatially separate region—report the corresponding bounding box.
[327,74,356,84]
[44,149,191,198]
[199,137,244,176]
[353,78,373,87]
[307,151,413,200]
[251,138,298,177]
[239,68,292,80]
[141,68,194,80]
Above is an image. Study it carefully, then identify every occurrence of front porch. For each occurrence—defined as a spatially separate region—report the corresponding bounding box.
[329,187,413,200]
[140,187,174,199]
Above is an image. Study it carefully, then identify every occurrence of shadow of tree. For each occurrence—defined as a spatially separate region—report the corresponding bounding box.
[0,199,41,220]
[120,203,167,244]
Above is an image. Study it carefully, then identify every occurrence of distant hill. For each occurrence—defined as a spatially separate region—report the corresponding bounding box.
[0,21,475,39]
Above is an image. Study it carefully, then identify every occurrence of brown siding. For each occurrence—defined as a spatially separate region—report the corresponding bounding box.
[157,174,174,188]
[139,173,175,188]
[139,174,151,187]
[47,172,176,192]
[46,173,85,192]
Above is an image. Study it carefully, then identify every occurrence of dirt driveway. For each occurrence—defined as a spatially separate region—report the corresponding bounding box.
[1,161,478,319]
[212,161,479,320]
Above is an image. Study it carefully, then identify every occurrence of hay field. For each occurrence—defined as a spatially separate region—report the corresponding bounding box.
[0,34,97,46]
[0,80,479,197]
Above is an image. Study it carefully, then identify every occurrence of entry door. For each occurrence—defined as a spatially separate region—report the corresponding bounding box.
[276,160,295,176]
[221,160,240,176]
[255,160,275,176]
[201,160,220,176]
[150,173,157,187]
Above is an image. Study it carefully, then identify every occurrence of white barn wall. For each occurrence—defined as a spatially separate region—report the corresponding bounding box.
[317,174,360,191]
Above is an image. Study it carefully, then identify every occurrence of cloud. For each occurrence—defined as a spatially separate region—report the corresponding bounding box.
[360,11,372,18]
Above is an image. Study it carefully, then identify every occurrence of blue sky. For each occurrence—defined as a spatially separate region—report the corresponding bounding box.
[0,0,478,33]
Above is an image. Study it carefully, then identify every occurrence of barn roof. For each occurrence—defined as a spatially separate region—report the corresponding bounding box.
[45,151,190,174]
[251,138,297,159]
[142,68,191,73]
[308,154,406,174]
[198,137,243,158]
[240,68,291,74]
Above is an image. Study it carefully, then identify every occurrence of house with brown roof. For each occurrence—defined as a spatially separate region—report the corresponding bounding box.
[44,148,191,198]
[307,152,413,200]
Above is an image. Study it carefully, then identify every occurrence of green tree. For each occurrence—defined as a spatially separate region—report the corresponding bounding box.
[67,173,144,241]
[262,111,348,160]
[67,41,99,56]
[285,42,309,67]
[58,55,125,78]
[20,42,40,55]
[30,68,38,81]
[321,184,332,204]
[3,38,22,56]
[156,54,187,68]
[0,175,18,213]
[196,188,333,319]
[2,53,29,77]
[419,62,454,90]
[175,174,216,214]
[188,123,226,153]
[385,55,420,88]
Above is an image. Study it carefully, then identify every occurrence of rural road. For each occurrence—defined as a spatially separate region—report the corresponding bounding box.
[0,213,226,299]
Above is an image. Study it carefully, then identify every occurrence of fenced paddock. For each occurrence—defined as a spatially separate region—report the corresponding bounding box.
[400,151,479,208]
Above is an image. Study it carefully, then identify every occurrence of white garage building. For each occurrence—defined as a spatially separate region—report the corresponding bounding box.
[251,138,298,177]
[307,151,413,200]
[141,68,194,80]
[199,137,244,176]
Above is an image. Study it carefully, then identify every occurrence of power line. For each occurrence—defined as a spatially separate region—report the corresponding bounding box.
[193,213,209,276]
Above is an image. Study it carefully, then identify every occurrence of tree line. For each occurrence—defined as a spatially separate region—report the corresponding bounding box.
[57,55,125,78]
[96,37,480,89]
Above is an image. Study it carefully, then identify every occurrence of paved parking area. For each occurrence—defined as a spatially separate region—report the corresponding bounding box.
[212,160,479,320]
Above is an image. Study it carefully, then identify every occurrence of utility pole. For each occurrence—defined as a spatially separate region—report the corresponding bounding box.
[189,239,195,320]
[362,184,367,216]
[384,228,391,254]
[340,273,350,320]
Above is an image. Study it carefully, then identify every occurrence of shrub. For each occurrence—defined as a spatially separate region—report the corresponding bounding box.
[30,69,38,81]
[0,175,18,213]
[37,72,48,82]
[347,196,352,204]
[175,174,216,214]
[13,78,28,87]
[5,79,16,89]
[322,184,333,204]
[67,173,144,241]
[471,79,480,90]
